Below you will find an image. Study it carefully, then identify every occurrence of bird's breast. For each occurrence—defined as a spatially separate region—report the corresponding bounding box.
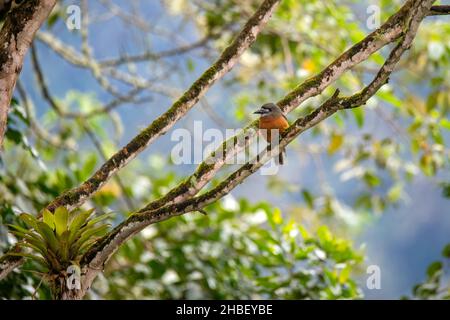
[259,116,289,130]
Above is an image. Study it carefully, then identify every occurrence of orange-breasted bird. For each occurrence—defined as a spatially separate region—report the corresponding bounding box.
[254,103,289,165]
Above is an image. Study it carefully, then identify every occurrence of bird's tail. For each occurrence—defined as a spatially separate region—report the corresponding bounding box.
[278,148,286,165]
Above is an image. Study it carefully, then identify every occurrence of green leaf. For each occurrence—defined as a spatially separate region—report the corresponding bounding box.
[77,154,97,181]
[387,184,403,202]
[7,252,49,269]
[19,213,39,229]
[71,224,110,256]
[7,223,33,235]
[68,208,95,244]
[54,207,69,236]
[59,230,71,262]
[77,224,110,245]
[5,126,22,145]
[442,244,450,258]
[78,237,100,253]
[426,261,442,278]
[317,225,332,244]
[187,58,195,72]
[42,209,55,230]
[86,212,113,227]
[328,134,344,155]
[339,265,351,284]
[19,241,48,259]
[363,172,381,188]
[9,231,45,254]
[10,101,30,126]
[377,90,402,108]
[10,225,45,243]
[270,208,283,227]
[439,118,450,131]
[301,189,314,209]
[36,221,59,254]
[352,108,364,128]
[47,12,60,28]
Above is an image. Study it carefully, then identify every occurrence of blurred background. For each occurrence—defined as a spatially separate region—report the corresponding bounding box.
[0,0,449,299]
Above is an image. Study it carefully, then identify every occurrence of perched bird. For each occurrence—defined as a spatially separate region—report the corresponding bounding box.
[254,103,289,165]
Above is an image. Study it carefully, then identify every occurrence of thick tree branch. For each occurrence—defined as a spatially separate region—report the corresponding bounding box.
[72,0,435,300]
[0,0,56,149]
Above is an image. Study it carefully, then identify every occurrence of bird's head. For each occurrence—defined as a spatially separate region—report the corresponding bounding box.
[254,103,283,118]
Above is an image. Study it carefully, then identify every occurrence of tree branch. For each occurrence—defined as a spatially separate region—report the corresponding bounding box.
[0,0,56,149]
[138,0,420,213]
[43,0,281,213]
[98,32,219,67]
[428,5,450,16]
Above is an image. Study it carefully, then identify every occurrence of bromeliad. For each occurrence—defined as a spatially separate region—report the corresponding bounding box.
[7,207,112,273]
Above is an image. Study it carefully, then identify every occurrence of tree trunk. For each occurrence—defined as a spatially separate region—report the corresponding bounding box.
[0,0,56,149]
[51,274,84,300]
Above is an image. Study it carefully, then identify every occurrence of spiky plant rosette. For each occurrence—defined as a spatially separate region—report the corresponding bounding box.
[7,207,111,272]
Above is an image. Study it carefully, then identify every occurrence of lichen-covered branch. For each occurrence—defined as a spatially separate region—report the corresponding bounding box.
[44,0,281,213]
[73,0,435,300]
[0,0,56,149]
[139,0,423,213]
[0,249,22,279]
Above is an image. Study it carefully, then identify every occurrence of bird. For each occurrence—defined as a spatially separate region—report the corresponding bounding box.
[254,103,289,165]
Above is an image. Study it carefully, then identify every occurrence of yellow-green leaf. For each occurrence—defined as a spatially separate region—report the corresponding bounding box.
[68,208,95,244]
[86,212,113,227]
[6,252,49,269]
[328,134,344,155]
[36,221,59,254]
[42,209,55,230]
[339,265,351,283]
[54,207,69,236]
[272,208,283,225]
[19,213,38,229]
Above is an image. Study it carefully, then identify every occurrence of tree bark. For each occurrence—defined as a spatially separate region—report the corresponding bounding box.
[51,274,85,300]
[0,0,56,150]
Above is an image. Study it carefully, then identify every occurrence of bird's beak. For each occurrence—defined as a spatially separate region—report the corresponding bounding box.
[254,108,268,115]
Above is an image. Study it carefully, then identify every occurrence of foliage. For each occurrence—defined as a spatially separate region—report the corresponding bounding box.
[6,207,111,273]
[404,244,450,300]
[95,198,363,299]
